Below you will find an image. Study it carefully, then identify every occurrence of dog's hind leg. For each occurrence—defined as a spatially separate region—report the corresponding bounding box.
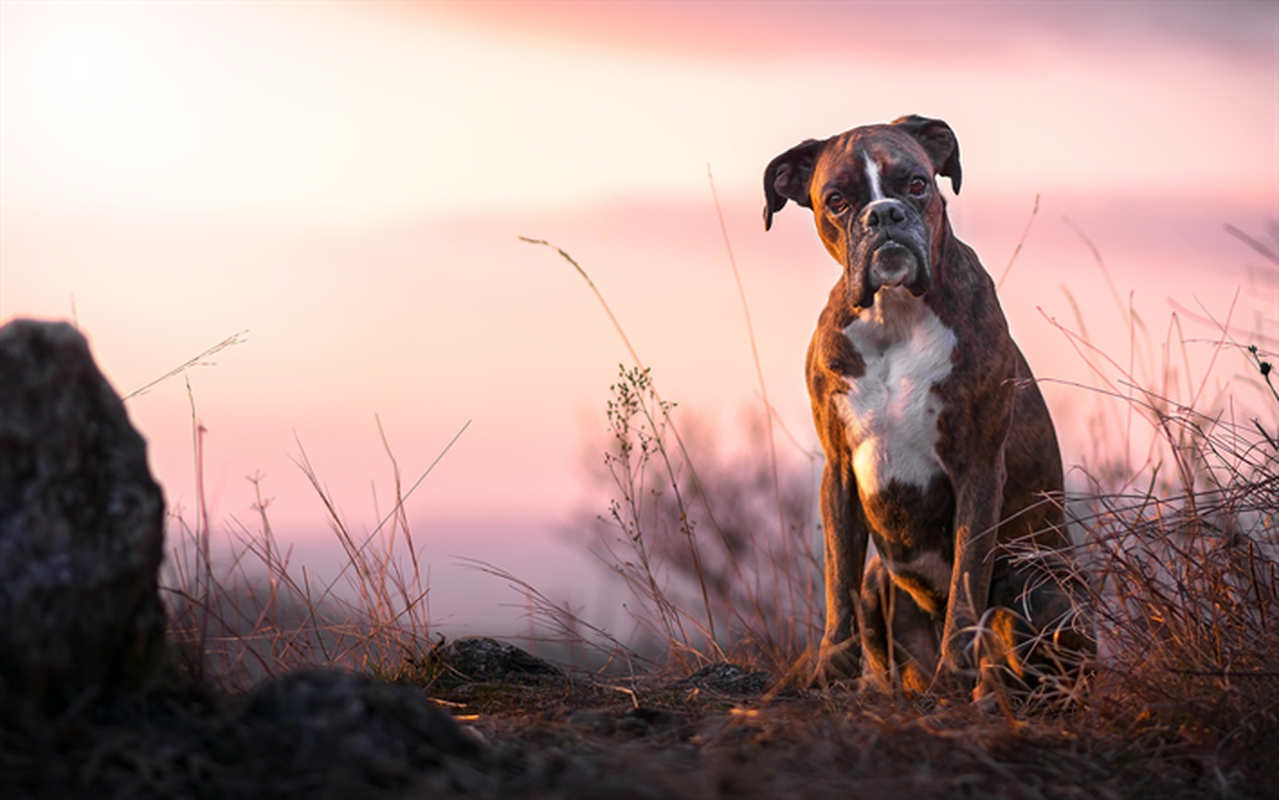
[861,555,941,696]
[975,554,1095,701]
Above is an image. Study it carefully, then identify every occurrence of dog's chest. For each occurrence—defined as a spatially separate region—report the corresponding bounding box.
[833,298,957,496]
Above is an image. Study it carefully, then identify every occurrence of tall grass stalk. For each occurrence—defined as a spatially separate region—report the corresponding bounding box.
[522,237,724,659]
[525,235,823,673]
[586,367,819,673]
[708,165,812,660]
[162,413,468,690]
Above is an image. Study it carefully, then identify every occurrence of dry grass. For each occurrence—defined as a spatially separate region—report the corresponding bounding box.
[523,231,823,683]
[160,416,466,690]
[1058,225,1279,760]
[579,366,820,676]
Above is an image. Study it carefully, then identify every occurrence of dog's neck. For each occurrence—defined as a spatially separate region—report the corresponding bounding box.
[848,286,932,351]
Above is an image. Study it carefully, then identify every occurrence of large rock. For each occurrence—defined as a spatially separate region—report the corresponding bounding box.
[0,319,166,719]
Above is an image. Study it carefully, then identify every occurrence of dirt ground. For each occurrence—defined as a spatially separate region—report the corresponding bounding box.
[0,656,1270,800]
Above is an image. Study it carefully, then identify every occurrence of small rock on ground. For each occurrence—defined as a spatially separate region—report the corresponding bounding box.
[437,637,563,680]
[673,663,771,696]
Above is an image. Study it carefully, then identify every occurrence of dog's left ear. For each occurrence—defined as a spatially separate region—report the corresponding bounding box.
[763,138,826,231]
[892,115,962,195]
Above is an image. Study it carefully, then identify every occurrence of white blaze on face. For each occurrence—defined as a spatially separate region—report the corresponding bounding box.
[864,152,885,201]
[834,288,956,495]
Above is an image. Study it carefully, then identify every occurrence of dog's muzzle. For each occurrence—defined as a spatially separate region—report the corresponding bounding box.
[850,199,931,306]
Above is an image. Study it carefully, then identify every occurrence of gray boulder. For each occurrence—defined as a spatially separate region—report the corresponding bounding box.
[0,319,166,719]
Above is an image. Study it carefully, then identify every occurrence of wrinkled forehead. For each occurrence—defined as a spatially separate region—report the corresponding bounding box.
[815,125,932,183]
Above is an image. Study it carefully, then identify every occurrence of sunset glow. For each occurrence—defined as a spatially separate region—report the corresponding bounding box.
[3,1,1276,633]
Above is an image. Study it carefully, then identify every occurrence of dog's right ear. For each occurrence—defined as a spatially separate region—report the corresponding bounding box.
[763,138,826,231]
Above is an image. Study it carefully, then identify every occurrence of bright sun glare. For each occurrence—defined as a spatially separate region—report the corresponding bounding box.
[30,21,151,150]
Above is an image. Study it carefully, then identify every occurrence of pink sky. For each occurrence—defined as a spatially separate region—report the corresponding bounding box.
[3,1,1277,634]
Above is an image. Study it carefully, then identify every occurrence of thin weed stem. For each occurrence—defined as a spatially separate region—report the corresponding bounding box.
[708,164,795,652]
[996,193,1039,292]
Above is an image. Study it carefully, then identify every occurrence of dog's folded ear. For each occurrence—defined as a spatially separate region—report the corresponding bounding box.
[763,138,826,231]
[892,115,962,195]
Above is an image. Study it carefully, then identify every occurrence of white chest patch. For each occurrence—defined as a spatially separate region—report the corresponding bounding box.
[834,289,956,495]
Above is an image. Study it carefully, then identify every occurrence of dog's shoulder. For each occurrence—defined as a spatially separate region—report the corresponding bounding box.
[807,281,863,391]
[926,238,1017,368]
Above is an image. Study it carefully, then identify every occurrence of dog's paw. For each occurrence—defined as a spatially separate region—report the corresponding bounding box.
[934,649,980,699]
[927,668,968,699]
[809,640,862,689]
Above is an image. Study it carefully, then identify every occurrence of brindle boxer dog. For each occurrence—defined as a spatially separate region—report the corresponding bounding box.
[763,115,1093,699]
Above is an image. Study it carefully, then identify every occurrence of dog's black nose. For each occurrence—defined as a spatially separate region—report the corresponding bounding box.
[862,199,908,231]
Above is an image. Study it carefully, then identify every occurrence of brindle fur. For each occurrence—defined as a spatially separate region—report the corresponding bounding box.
[764,116,1093,697]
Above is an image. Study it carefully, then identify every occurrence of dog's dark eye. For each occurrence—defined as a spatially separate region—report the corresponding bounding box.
[826,193,849,214]
[908,177,929,197]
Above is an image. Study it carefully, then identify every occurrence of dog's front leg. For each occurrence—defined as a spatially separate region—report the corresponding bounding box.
[936,449,1007,695]
[814,455,869,685]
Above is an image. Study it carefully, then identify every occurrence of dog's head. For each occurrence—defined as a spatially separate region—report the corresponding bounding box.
[763,115,962,308]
